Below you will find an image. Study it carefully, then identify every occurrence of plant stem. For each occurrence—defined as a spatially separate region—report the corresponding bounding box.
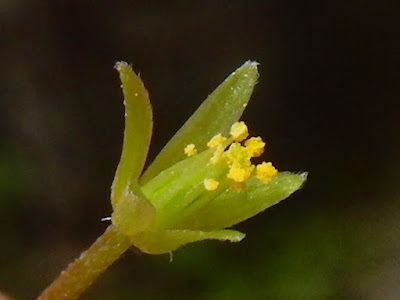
[38,225,131,300]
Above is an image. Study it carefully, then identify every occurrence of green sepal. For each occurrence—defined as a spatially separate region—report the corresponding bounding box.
[112,191,156,236]
[111,62,153,208]
[174,172,307,230]
[131,229,245,255]
[141,148,227,229]
[140,61,259,184]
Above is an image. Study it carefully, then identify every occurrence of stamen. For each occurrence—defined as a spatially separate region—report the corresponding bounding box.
[227,166,253,183]
[224,142,252,168]
[206,123,276,188]
[244,137,265,157]
[207,134,227,164]
[256,162,278,183]
[204,178,219,191]
[230,121,248,142]
[224,142,254,185]
[207,133,226,148]
[184,144,197,156]
[210,144,224,164]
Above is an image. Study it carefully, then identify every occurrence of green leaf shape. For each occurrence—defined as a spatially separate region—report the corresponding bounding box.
[141,147,228,230]
[111,62,153,208]
[112,192,156,237]
[131,229,245,255]
[140,61,259,185]
[173,172,307,231]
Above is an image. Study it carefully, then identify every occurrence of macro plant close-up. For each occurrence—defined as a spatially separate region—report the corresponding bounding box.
[1,2,399,300]
[37,61,305,299]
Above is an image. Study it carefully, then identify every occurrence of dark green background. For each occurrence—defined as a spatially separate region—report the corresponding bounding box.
[1,1,399,299]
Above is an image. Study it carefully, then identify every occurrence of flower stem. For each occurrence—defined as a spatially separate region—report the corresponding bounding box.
[38,225,131,300]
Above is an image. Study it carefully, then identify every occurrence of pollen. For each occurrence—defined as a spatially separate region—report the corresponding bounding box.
[210,144,224,164]
[224,142,254,184]
[207,133,226,148]
[224,142,252,168]
[227,165,252,183]
[256,162,278,183]
[184,144,197,156]
[207,122,276,188]
[208,134,227,164]
[230,121,249,142]
[245,137,265,157]
[204,178,219,191]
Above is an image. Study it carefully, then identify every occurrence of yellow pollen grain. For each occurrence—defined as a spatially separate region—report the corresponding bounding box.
[204,178,219,191]
[245,137,266,157]
[227,166,252,183]
[210,144,224,164]
[256,161,278,183]
[230,121,249,142]
[207,133,226,148]
[224,142,252,168]
[184,144,197,156]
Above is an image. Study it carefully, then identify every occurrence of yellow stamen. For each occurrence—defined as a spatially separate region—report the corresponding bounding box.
[245,137,265,157]
[256,161,278,183]
[184,144,197,156]
[224,142,252,168]
[227,165,253,182]
[224,142,254,185]
[207,134,227,164]
[204,178,219,191]
[210,144,224,164]
[207,123,275,188]
[207,133,226,148]
[230,121,248,142]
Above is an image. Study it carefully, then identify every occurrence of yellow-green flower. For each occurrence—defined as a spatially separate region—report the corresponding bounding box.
[110,61,306,255]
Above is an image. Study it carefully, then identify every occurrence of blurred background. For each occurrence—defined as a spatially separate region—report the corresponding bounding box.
[1,1,399,299]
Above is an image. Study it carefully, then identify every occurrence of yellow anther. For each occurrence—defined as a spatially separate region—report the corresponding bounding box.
[230,121,249,142]
[204,178,219,191]
[224,142,252,168]
[256,161,278,184]
[210,144,224,164]
[224,142,254,185]
[227,165,253,183]
[207,133,226,148]
[245,137,266,157]
[184,144,197,156]
[207,134,228,164]
[207,123,273,187]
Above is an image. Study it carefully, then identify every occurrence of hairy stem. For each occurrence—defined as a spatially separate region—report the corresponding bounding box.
[38,225,131,300]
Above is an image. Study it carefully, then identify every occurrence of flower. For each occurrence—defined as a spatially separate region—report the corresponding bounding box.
[110,61,306,254]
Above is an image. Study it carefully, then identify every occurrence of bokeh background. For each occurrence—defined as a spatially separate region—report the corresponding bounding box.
[1,1,400,299]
